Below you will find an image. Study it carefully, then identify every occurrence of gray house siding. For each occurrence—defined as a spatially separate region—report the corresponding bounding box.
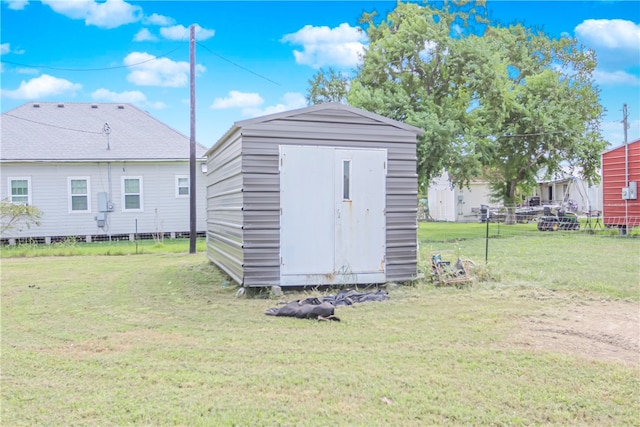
[206,103,422,287]
[1,161,207,239]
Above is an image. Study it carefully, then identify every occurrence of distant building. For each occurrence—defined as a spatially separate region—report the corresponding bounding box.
[602,139,640,230]
[427,171,496,222]
[426,168,603,223]
[535,174,602,214]
[1,102,208,243]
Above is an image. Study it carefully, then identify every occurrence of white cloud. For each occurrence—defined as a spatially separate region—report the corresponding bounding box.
[1,74,81,99]
[594,70,640,86]
[133,28,157,42]
[575,19,640,69]
[0,43,24,56]
[124,52,205,87]
[242,92,307,117]
[601,118,640,147]
[281,23,367,69]
[1,43,26,56]
[143,13,175,27]
[91,88,167,110]
[160,24,215,41]
[91,88,147,103]
[575,19,640,51]
[210,91,264,109]
[5,0,28,10]
[41,0,142,29]
[16,67,39,75]
[146,101,166,109]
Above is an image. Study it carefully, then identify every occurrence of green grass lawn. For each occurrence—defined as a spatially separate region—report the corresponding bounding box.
[0,237,207,258]
[1,226,639,425]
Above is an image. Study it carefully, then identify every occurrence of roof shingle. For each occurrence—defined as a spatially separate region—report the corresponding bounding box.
[1,102,207,161]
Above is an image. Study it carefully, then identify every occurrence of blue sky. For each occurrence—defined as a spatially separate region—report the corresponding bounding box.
[1,0,639,149]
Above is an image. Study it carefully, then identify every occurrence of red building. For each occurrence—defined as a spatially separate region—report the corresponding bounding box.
[602,139,640,229]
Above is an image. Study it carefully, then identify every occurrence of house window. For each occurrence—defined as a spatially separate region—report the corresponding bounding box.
[69,177,90,212]
[176,176,189,197]
[122,177,143,211]
[8,177,31,204]
[342,160,351,200]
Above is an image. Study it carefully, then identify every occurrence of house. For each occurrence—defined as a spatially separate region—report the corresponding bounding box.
[427,171,496,222]
[1,102,208,243]
[535,174,602,213]
[602,139,640,230]
[427,168,603,223]
[205,102,424,288]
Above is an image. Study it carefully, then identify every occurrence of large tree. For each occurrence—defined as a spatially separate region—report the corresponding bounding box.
[347,1,488,190]
[456,23,606,207]
[0,199,42,235]
[306,67,350,105]
[306,1,605,208]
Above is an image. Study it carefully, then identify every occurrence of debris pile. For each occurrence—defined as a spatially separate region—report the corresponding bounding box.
[264,289,389,321]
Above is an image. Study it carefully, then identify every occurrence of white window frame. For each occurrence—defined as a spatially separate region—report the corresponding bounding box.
[7,177,32,205]
[68,177,91,213]
[342,159,351,201]
[121,176,143,212]
[176,175,189,198]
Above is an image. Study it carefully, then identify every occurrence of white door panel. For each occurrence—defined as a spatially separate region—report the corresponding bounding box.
[280,145,386,285]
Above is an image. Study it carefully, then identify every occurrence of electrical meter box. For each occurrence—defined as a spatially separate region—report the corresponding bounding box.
[95,212,106,228]
[622,181,637,200]
[97,192,114,211]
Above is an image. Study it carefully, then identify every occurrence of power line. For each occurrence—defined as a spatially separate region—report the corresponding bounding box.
[4,113,105,134]
[196,42,281,86]
[498,131,565,138]
[2,41,281,86]
[0,46,184,72]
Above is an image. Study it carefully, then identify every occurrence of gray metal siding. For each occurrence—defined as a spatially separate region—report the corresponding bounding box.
[206,130,244,282]
[240,167,280,286]
[206,105,420,286]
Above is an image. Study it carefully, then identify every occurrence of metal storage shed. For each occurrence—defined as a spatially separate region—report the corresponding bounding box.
[205,102,424,287]
[602,139,640,229]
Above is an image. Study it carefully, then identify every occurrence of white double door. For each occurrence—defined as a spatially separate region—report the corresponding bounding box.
[279,145,387,286]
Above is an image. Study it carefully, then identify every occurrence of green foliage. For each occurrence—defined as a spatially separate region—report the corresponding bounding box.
[306,1,605,204]
[460,24,606,204]
[0,199,43,234]
[348,1,489,188]
[306,67,350,104]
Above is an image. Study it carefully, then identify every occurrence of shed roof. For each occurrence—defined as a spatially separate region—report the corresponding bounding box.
[602,138,640,156]
[208,102,424,155]
[1,102,207,162]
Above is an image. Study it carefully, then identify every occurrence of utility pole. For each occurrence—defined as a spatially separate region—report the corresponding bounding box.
[623,103,629,233]
[189,24,197,253]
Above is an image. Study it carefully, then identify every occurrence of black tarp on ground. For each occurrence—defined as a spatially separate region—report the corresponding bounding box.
[264,289,389,321]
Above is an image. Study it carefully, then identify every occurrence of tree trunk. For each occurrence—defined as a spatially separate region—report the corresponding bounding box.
[504,180,518,225]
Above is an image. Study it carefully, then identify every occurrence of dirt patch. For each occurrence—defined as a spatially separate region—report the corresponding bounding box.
[510,300,640,366]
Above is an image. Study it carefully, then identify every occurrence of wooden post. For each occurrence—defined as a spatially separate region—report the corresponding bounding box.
[189,25,197,253]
